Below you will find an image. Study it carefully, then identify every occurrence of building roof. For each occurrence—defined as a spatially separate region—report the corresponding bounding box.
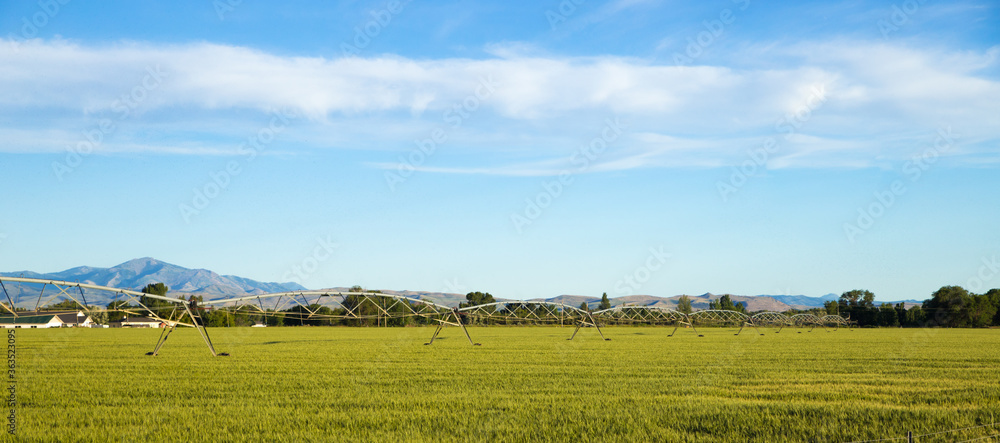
[0,314,59,325]
[9,310,90,324]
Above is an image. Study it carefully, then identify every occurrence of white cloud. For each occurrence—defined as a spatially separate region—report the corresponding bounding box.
[0,38,997,171]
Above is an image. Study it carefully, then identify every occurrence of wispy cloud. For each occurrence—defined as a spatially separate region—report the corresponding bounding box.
[1,38,998,171]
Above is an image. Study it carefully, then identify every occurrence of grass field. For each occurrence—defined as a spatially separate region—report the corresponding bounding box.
[8,326,1000,442]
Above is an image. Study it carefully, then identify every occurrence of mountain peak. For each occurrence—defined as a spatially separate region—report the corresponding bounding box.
[2,258,306,299]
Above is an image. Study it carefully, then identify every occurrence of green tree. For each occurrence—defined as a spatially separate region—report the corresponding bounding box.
[894,303,907,326]
[88,308,109,325]
[735,302,747,314]
[339,294,412,326]
[966,292,998,328]
[231,306,261,327]
[43,299,85,310]
[840,290,876,326]
[861,291,876,308]
[839,290,860,308]
[139,282,173,318]
[460,292,495,308]
[281,304,337,326]
[599,293,611,310]
[202,308,232,327]
[579,301,589,311]
[141,282,168,296]
[923,286,971,327]
[106,300,131,322]
[677,295,693,315]
[710,294,746,313]
[904,305,926,326]
[823,300,839,316]
[264,310,285,327]
[878,303,899,327]
[720,295,734,310]
[987,289,1000,326]
[458,292,497,324]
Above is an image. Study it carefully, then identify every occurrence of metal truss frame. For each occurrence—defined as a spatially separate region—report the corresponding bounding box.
[205,290,476,345]
[0,277,222,356]
[204,290,453,321]
[790,313,827,332]
[592,306,699,336]
[425,309,479,346]
[751,311,795,333]
[1,278,861,354]
[821,315,855,329]
[688,310,764,336]
[457,302,609,341]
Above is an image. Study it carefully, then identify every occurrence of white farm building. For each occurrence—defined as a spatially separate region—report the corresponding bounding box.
[0,310,94,329]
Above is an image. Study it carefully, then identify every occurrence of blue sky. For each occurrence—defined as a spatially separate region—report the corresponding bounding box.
[1,0,998,302]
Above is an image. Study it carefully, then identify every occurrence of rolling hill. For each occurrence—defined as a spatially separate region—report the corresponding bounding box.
[2,258,924,310]
[1,257,306,307]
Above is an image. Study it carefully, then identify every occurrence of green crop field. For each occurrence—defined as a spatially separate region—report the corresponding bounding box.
[7,326,1000,442]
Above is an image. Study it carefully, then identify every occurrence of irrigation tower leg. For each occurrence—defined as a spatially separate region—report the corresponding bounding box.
[734,320,763,336]
[183,303,224,357]
[568,313,609,341]
[426,322,445,345]
[147,323,177,356]
[456,312,480,346]
[425,310,480,346]
[569,321,584,340]
[691,322,704,337]
[0,280,17,316]
[670,319,703,337]
[590,313,609,341]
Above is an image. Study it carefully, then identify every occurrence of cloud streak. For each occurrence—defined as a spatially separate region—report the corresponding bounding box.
[1,38,998,172]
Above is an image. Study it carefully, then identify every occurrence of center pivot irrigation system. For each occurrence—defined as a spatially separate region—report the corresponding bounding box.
[0,278,854,356]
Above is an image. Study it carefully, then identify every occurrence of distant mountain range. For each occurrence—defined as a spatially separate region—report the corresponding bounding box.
[1,258,924,310]
[765,293,840,307]
[1,258,305,307]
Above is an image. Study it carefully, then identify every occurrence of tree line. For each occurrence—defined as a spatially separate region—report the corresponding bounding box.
[35,283,1000,329]
[578,287,1000,329]
[829,287,1000,328]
